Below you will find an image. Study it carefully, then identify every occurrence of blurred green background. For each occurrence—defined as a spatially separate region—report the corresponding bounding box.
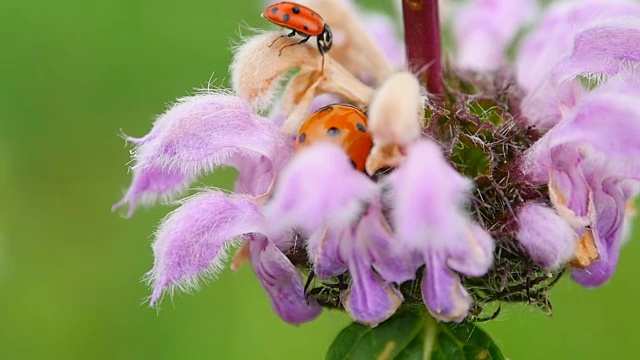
[1,0,638,359]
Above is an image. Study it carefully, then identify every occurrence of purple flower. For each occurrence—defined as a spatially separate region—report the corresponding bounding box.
[115,0,640,332]
[523,81,640,285]
[454,0,640,286]
[389,140,494,322]
[263,143,413,325]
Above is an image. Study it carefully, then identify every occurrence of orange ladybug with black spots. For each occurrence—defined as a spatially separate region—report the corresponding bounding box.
[262,2,333,55]
[295,104,373,173]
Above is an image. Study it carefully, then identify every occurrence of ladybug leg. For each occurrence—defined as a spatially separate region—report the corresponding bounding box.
[268,30,297,48]
[277,35,311,56]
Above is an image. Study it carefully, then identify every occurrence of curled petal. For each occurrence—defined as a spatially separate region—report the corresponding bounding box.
[521,19,640,129]
[342,257,403,326]
[454,0,537,71]
[231,32,373,129]
[249,235,322,324]
[516,0,640,92]
[516,203,578,269]
[366,71,424,175]
[573,179,638,286]
[115,93,290,215]
[552,19,640,85]
[264,143,378,234]
[301,0,394,83]
[422,252,472,323]
[147,191,262,305]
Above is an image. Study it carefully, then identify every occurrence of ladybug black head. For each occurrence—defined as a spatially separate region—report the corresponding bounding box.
[317,24,333,54]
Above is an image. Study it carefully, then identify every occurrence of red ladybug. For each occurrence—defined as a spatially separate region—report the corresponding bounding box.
[262,2,333,55]
[295,104,373,173]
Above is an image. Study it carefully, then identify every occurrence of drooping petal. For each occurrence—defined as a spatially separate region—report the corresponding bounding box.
[454,0,538,72]
[342,254,403,326]
[249,235,322,324]
[391,140,472,251]
[263,143,379,235]
[572,179,638,286]
[359,204,415,284]
[112,166,190,217]
[516,203,578,269]
[307,228,348,279]
[422,251,472,323]
[146,191,262,305]
[390,140,494,322]
[115,93,291,215]
[446,223,495,277]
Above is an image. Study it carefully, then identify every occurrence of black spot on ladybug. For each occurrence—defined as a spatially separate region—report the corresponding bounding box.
[298,133,307,143]
[272,7,278,14]
[303,25,309,31]
[356,123,366,132]
[292,6,301,14]
[350,159,357,169]
[327,127,341,136]
[283,13,291,22]
[311,12,316,17]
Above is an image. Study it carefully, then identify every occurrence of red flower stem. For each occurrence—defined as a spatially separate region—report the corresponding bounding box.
[402,0,444,95]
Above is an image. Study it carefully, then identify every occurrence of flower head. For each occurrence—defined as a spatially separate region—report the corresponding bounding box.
[115,0,640,331]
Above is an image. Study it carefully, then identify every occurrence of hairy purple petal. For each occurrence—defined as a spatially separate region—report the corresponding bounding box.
[112,167,189,217]
[147,191,262,305]
[516,0,640,92]
[115,93,291,215]
[390,140,494,321]
[517,203,578,269]
[454,0,537,71]
[392,140,473,251]
[422,252,472,323]
[249,235,322,324]
[263,143,378,234]
[552,20,640,85]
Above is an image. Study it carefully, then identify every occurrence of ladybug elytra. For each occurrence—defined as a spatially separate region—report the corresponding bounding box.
[295,104,373,173]
[262,2,333,55]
